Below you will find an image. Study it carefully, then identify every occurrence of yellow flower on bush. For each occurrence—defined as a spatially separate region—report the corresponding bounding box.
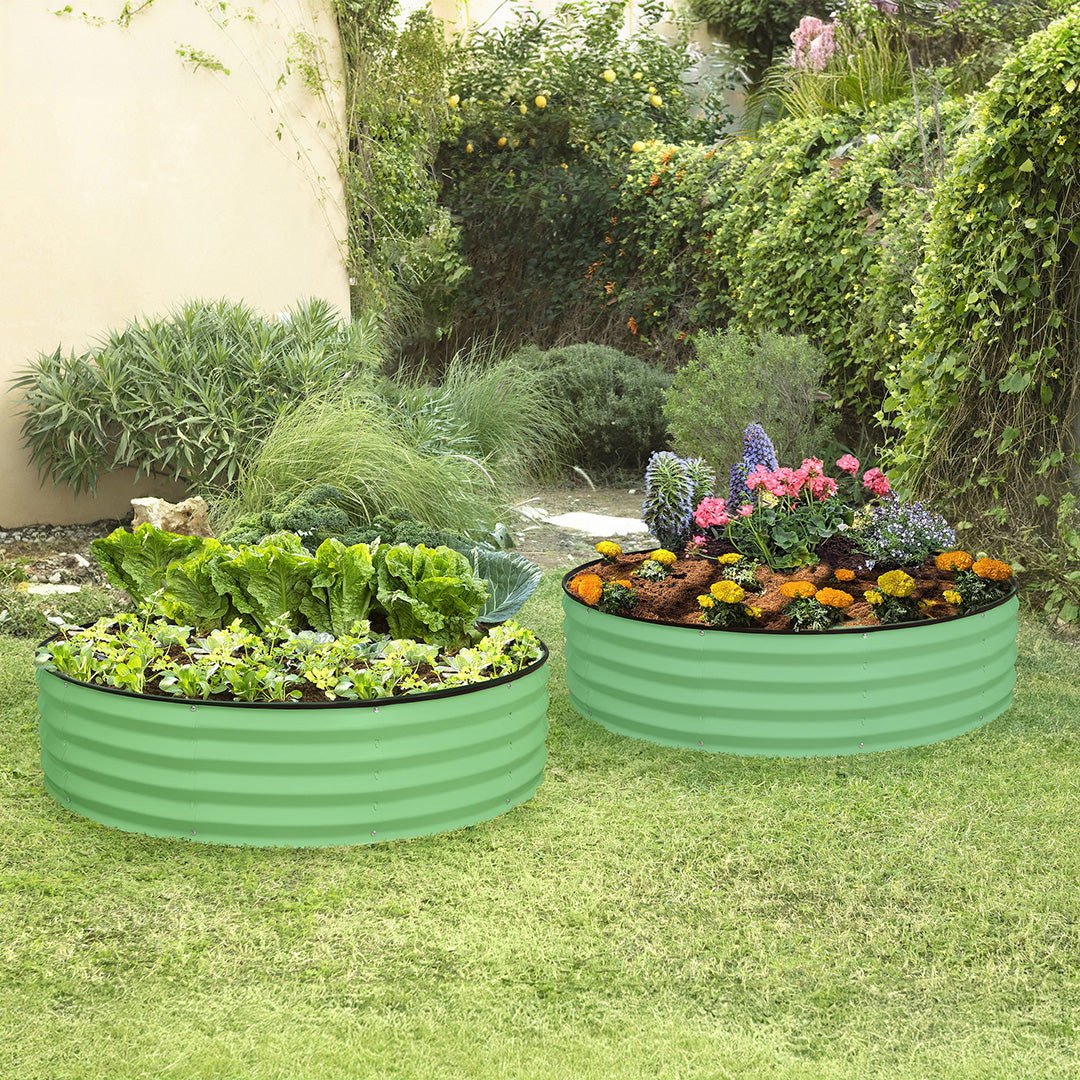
[697,594,715,609]
[972,558,1012,582]
[717,553,743,565]
[569,573,603,606]
[595,540,622,561]
[743,605,763,619]
[779,580,816,600]
[710,580,746,604]
[865,589,884,606]
[943,589,962,605]
[816,588,854,610]
[877,570,916,598]
[649,549,677,567]
[936,550,974,572]
[834,568,856,582]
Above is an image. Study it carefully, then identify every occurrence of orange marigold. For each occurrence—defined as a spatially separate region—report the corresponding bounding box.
[972,558,1012,582]
[935,550,974,572]
[569,573,603,606]
[614,578,634,589]
[779,580,817,600]
[816,588,854,610]
[834,568,856,582]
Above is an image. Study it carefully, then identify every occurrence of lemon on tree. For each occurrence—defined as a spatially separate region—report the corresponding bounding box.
[534,94,547,109]
[649,94,663,108]
[602,68,616,83]
[631,140,646,153]
[447,94,460,108]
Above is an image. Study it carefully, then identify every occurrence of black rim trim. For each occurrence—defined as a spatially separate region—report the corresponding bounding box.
[560,554,1018,636]
[37,637,549,709]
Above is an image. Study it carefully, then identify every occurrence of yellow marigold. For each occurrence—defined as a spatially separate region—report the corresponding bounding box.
[569,573,603,606]
[717,552,743,565]
[918,599,940,612]
[649,549,677,567]
[935,550,974,572]
[816,588,854,610]
[710,579,746,604]
[742,605,763,619]
[595,540,622,560]
[697,594,715,609]
[779,580,816,600]
[864,589,884,606]
[943,589,962,606]
[877,570,916,598]
[972,557,1012,582]
[834,568,856,582]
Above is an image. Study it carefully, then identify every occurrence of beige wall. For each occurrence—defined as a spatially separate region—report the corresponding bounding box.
[0,0,349,526]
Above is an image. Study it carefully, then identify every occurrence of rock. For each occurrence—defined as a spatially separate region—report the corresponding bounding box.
[26,583,82,596]
[131,496,213,537]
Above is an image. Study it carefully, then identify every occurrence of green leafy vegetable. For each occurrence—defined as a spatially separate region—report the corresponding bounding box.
[90,524,206,603]
[210,533,317,632]
[304,538,379,636]
[161,540,238,631]
[377,543,488,648]
[471,548,542,623]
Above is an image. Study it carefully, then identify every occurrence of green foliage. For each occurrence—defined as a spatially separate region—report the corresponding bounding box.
[439,0,736,341]
[595,97,968,427]
[512,343,671,470]
[36,614,542,703]
[0,585,122,639]
[307,537,379,637]
[90,524,205,603]
[334,0,468,333]
[219,346,570,539]
[90,527,499,647]
[471,549,543,624]
[888,6,1080,602]
[218,485,353,548]
[663,328,835,471]
[783,594,843,631]
[16,299,380,492]
[376,543,488,647]
[596,579,637,614]
[690,0,826,79]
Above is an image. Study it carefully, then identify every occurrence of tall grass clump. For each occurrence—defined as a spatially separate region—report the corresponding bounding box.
[16,298,380,492]
[217,344,572,537]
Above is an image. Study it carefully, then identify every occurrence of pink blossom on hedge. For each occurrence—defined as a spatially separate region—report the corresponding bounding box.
[836,453,860,475]
[861,467,891,497]
[694,496,731,528]
[791,16,835,72]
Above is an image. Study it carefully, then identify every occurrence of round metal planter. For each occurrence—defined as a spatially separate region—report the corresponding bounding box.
[562,572,1018,756]
[36,650,549,847]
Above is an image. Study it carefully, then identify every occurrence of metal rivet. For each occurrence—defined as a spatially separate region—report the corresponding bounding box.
[859,742,864,748]
[371,830,377,837]
[862,633,868,639]
[189,704,197,711]
[373,707,380,713]
[699,629,705,636]
[190,829,196,835]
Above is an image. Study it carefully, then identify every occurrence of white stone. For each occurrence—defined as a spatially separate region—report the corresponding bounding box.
[26,583,82,596]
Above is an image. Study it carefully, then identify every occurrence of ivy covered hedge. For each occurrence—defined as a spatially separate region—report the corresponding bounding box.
[592,97,968,427]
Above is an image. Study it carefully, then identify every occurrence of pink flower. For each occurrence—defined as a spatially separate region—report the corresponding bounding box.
[836,453,860,475]
[691,534,707,545]
[745,465,771,492]
[861,467,891,497]
[737,504,754,517]
[694,497,731,529]
[791,16,835,72]
[809,475,838,500]
[800,457,825,478]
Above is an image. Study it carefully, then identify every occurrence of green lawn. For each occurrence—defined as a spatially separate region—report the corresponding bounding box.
[2,574,1078,1080]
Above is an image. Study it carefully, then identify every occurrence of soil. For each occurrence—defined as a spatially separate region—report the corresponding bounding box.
[575,551,971,631]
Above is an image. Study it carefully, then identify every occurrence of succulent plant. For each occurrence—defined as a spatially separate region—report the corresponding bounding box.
[642,451,714,552]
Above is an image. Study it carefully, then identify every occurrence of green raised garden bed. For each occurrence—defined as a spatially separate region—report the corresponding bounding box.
[37,649,549,847]
[562,568,1017,757]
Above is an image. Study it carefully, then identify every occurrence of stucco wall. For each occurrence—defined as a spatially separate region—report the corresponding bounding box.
[0,0,349,527]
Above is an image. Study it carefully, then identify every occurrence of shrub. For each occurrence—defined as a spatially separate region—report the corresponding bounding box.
[512,343,671,470]
[16,299,380,492]
[333,0,468,333]
[888,6,1080,613]
[439,0,737,342]
[663,328,835,472]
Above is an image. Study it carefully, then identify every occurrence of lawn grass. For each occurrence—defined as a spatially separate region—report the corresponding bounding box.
[1,573,1078,1079]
